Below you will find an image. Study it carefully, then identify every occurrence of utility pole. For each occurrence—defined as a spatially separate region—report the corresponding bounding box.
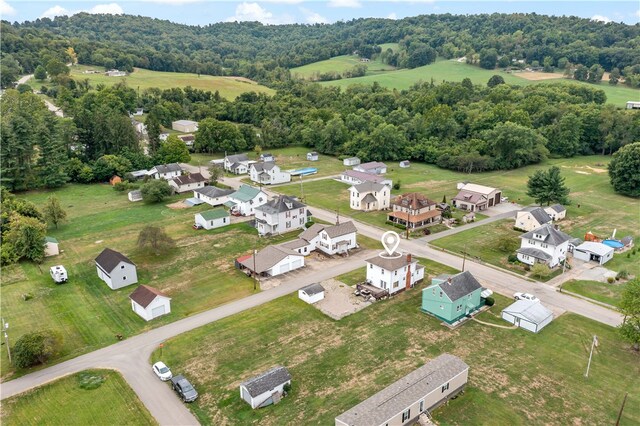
[615,393,628,426]
[462,244,467,272]
[252,248,258,291]
[2,318,11,365]
[336,207,340,225]
[299,175,304,202]
[584,335,598,378]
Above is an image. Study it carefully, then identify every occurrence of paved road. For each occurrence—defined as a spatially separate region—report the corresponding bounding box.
[17,74,64,117]
[417,210,516,243]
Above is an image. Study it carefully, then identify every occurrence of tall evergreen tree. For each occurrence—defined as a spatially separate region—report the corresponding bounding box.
[526,166,570,205]
[37,118,69,188]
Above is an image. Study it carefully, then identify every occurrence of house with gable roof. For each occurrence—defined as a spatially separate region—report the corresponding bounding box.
[516,223,572,268]
[421,271,484,324]
[168,172,207,193]
[366,253,424,295]
[349,181,391,211]
[254,195,308,236]
[514,206,553,232]
[95,248,138,290]
[544,204,567,221]
[249,162,291,185]
[147,163,183,180]
[224,153,251,174]
[240,366,292,409]
[452,183,502,212]
[193,186,234,207]
[285,221,358,256]
[225,184,268,216]
[129,285,171,321]
[237,246,304,277]
[388,192,442,229]
[353,161,387,175]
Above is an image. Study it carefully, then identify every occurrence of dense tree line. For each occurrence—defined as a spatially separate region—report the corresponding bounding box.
[2,13,639,87]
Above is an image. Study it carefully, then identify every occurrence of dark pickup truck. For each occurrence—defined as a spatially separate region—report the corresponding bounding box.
[170,375,198,403]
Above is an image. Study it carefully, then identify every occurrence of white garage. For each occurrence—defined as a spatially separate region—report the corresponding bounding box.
[573,242,614,265]
[502,300,553,333]
[298,283,325,304]
[129,285,172,321]
[238,245,305,277]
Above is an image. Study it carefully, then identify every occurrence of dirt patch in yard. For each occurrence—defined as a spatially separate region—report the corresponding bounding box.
[514,71,565,81]
[166,201,190,209]
[585,166,607,173]
[314,278,372,320]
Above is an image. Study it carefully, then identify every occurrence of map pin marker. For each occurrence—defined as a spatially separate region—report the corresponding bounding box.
[381,231,400,256]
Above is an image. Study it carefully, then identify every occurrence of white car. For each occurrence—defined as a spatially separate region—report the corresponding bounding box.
[152,361,172,381]
[514,292,539,302]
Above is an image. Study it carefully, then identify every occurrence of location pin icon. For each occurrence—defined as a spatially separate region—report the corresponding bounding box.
[381,231,400,256]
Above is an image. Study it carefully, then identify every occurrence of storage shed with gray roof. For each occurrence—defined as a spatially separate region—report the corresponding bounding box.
[335,354,469,426]
[240,366,292,409]
[95,248,138,290]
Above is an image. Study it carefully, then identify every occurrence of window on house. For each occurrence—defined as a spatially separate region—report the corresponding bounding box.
[402,409,411,422]
[432,288,436,295]
[419,400,424,412]
[394,270,397,276]
[121,265,125,269]
[442,383,450,392]
[440,304,444,310]
[369,264,373,269]
[439,291,443,298]
[123,276,127,280]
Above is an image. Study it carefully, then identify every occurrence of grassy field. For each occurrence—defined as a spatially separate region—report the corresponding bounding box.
[318,59,639,106]
[152,266,639,425]
[67,64,275,100]
[562,279,628,307]
[291,54,396,79]
[1,369,156,425]
[0,184,301,380]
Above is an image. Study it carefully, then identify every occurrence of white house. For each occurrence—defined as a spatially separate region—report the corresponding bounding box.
[44,236,59,257]
[237,246,305,277]
[168,173,207,193]
[254,195,307,236]
[298,283,325,304]
[249,162,291,185]
[365,253,424,295]
[148,163,183,180]
[514,207,552,232]
[95,248,138,290]
[544,204,567,221]
[353,161,387,175]
[341,170,392,187]
[349,181,391,211]
[193,186,234,207]
[343,157,361,166]
[159,132,169,142]
[307,152,319,161]
[226,184,268,216]
[260,153,275,162]
[240,366,291,409]
[172,119,198,133]
[195,209,230,230]
[128,190,143,202]
[516,224,572,268]
[292,221,358,256]
[501,300,553,333]
[399,160,410,168]
[105,69,126,77]
[176,134,195,147]
[626,101,640,110]
[573,242,614,265]
[129,285,171,321]
[452,183,502,212]
[224,153,251,174]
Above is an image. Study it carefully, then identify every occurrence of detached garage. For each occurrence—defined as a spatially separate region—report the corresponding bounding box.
[237,245,305,277]
[502,300,553,333]
[298,283,325,304]
[129,285,171,321]
[573,242,614,265]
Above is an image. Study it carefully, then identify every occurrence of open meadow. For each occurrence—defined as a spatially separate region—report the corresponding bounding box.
[0,184,301,380]
[1,369,156,426]
[152,265,639,425]
[67,65,275,100]
[318,59,639,106]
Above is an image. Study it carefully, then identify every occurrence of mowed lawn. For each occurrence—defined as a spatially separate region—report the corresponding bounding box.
[68,65,275,100]
[291,54,396,79]
[562,279,629,307]
[319,59,639,106]
[0,184,298,380]
[153,267,640,425]
[1,370,156,426]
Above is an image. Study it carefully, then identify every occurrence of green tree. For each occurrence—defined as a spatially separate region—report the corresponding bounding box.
[140,179,173,203]
[92,155,133,181]
[145,114,161,155]
[609,67,620,85]
[208,164,223,185]
[483,122,549,169]
[37,119,69,188]
[13,330,61,369]
[4,213,47,263]
[156,135,190,164]
[45,59,69,78]
[195,118,246,153]
[487,75,505,88]
[42,196,67,229]
[531,263,551,280]
[0,54,22,88]
[16,84,32,94]
[496,235,518,253]
[608,142,640,197]
[587,64,604,83]
[545,113,582,157]
[478,48,498,69]
[543,56,554,72]
[137,226,175,255]
[619,278,640,351]
[34,65,47,81]
[573,64,589,81]
[526,166,571,206]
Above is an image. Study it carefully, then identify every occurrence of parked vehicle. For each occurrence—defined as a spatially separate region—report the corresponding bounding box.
[514,292,539,302]
[170,375,198,402]
[50,265,68,283]
[192,223,203,230]
[152,361,172,381]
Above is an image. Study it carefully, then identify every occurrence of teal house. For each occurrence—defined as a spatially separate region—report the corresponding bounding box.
[421,271,484,324]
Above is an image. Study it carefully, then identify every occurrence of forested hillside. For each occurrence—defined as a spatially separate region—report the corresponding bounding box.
[2,13,639,86]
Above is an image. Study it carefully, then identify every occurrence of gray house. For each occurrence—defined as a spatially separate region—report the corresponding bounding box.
[335,354,469,426]
[95,248,138,290]
[240,366,291,409]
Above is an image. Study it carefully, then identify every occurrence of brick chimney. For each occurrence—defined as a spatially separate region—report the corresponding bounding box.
[405,253,412,290]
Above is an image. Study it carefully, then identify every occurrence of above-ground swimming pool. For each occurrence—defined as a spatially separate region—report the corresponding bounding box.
[289,167,318,176]
[602,239,624,249]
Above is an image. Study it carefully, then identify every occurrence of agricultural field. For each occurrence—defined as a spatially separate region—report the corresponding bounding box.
[562,279,628,308]
[152,268,639,425]
[1,369,156,426]
[319,59,639,106]
[0,184,300,380]
[66,65,275,100]
[291,54,396,79]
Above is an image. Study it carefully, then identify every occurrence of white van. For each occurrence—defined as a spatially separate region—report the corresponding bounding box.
[50,265,68,283]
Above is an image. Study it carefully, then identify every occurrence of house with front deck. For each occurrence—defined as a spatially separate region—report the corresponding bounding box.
[388,193,441,229]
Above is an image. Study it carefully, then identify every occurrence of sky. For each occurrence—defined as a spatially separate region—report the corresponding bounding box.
[1,1,639,26]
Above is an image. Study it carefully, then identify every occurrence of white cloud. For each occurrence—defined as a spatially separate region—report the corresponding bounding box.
[0,0,16,16]
[40,3,123,19]
[634,10,640,18]
[305,12,328,24]
[387,12,397,20]
[139,0,202,4]
[591,14,612,23]
[328,0,362,8]
[261,0,304,3]
[226,2,277,24]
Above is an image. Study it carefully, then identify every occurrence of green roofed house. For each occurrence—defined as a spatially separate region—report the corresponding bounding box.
[226,184,268,216]
[421,271,484,324]
[194,209,230,230]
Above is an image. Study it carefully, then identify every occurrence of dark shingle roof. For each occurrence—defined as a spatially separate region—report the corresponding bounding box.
[548,204,566,213]
[323,221,357,238]
[344,170,387,184]
[519,224,572,246]
[352,181,388,193]
[240,366,291,398]
[255,195,306,215]
[522,207,552,225]
[366,253,415,271]
[195,186,234,198]
[361,193,377,203]
[129,285,170,308]
[392,193,437,210]
[239,246,301,273]
[438,271,483,301]
[300,283,324,296]
[154,163,182,174]
[517,247,552,261]
[252,162,277,172]
[95,248,134,272]
[299,223,326,242]
[226,153,249,163]
[172,173,206,186]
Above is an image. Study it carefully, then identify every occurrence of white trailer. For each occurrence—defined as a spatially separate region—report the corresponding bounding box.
[50,265,68,283]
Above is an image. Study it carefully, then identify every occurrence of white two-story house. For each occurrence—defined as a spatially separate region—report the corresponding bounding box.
[365,253,424,295]
[226,184,268,216]
[147,163,183,180]
[168,173,207,193]
[193,186,234,207]
[288,221,358,256]
[255,195,308,236]
[349,181,391,211]
[249,162,291,185]
[224,153,251,174]
[516,223,572,268]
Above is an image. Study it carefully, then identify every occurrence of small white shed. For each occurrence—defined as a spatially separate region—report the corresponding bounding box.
[194,209,230,230]
[502,300,553,333]
[128,190,143,202]
[306,152,319,161]
[343,157,361,166]
[399,160,410,168]
[298,283,325,304]
[240,366,291,409]
[44,236,59,257]
[573,242,614,265]
[129,285,171,321]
